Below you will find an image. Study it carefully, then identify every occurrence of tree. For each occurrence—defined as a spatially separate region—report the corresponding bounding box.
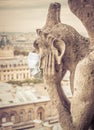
[34,1,94,130]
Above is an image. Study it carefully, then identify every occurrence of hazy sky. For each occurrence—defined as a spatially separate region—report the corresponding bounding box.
[0,0,88,36]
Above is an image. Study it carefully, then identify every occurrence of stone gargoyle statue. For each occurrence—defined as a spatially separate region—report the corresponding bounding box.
[33,1,94,130]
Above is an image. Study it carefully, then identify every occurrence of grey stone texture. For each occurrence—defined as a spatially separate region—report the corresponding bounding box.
[34,1,94,130]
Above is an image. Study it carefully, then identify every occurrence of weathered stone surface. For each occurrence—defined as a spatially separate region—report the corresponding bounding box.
[34,3,90,94]
[68,0,94,46]
[34,1,94,130]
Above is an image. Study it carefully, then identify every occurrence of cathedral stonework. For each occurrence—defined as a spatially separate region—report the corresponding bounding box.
[34,1,94,130]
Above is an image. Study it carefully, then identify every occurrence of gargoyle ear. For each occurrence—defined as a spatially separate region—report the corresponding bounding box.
[53,39,65,64]
[36,29,42,36]
[53,39,65,56]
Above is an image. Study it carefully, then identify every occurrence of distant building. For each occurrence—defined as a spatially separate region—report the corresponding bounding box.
[9,32,35,53]
[0,34,32,82]
[0,82,58,130]
[0,34,14,59]
[0,57,32,82]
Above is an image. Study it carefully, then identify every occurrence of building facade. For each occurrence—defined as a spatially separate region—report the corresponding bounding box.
[0,57,31,82]
[0,34,32,82]
[0,83,58,130]
[0,101,58,130]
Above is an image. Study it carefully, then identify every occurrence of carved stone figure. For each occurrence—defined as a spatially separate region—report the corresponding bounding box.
[34,3,90,94]
[33,1,94,130]
[68,1,94,130]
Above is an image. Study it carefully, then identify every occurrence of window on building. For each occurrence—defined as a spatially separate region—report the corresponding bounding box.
[1,112,8,123]
[1,65,4,68]
[16,74,18,79]
[23,73,25,78]
[2,117,7,123]
[28,111,32,120]
[20,112,24,122]
[11,74,14,80]
[4,75,6,80]
[37,107,44,121]
[14,64,16,67]
[11,115,15,123]
[7,75,10,80]
[38,112,43,120]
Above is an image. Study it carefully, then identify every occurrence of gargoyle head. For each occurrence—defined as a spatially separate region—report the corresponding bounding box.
[33,29,65,71]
